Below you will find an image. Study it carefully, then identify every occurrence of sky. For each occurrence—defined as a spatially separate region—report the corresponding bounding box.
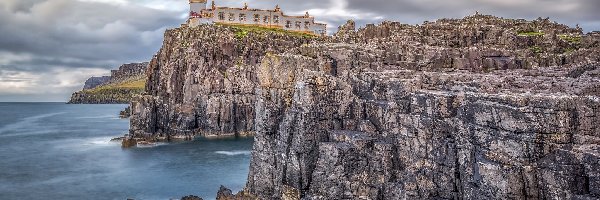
[0,0,598,102]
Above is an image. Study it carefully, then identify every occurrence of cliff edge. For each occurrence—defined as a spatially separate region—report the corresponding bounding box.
[127,24,317,143]
[131,14,600,199]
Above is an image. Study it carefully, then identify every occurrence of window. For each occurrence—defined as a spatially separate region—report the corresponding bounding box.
[295,21,302,29]
[263,16,270,23]
[228,13,235,21]
[304,22,310,29]
[273,15,280,23]
[239,13,246,21]
[285,21,292,28]
[254,14,260,22]
[218,12,225,20]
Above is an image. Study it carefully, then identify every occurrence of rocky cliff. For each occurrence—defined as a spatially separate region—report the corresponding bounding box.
[127,24,316,142]
[130,14,600,199]
[68,62,148,104]
[82,76,111,90]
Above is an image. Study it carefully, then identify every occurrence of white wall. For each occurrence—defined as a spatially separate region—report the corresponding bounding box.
[202,7,326,35]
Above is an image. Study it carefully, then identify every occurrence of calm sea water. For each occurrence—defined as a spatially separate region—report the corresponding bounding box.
[0,103,253,200]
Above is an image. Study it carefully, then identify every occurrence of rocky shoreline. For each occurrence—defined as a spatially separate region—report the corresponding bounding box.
[126,14,599,199]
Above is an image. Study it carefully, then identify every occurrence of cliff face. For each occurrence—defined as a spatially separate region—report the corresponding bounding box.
[248,45,599,199]
[246,16,600,199]
[130,14,600,199]
[68,62,148,104]
[109,62,148,83]
[128,24,315,140]
[83,76,111,90]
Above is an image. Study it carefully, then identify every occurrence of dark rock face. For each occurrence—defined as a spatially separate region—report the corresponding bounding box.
[127,24,315,142]
[215,186,257,200]
[83,76,111,90]
[130,14,600,199]
[119,106,131,118]
[110,62,148,83]
[181,195,204,200]
[246,16,600,199]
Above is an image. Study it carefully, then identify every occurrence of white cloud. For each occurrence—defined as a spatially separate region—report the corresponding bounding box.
[0,67,108,95]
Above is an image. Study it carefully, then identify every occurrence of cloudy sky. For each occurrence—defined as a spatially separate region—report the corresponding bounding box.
[0,0,598,102]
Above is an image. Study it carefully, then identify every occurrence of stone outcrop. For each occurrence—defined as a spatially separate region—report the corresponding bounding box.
[181,195,204,200]
[247,44,599,199]
[83,76,111,90]
[130,14,600,199]
[109,62,148,83]
[68,62,148,104]
[245,14,600,199]
[127,24,316,143]
[214,186,257,200]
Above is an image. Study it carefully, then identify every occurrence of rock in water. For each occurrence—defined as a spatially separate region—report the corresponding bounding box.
[119,106,131,118]
[216,185,257,200]
[216,186,233,199]
[132,15,600,199]
[181,195,203,200]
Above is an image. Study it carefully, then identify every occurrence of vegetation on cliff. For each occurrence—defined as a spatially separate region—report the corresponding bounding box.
[68,77,146,104]
[69,62,148,104]
[215,23,317,39]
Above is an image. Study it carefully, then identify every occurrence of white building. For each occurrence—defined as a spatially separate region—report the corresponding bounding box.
[188,0,327,36]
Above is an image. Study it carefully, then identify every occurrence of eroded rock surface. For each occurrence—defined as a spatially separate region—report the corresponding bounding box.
[247,15,600,199]
[127,24,315,143]
[130,14,600,199]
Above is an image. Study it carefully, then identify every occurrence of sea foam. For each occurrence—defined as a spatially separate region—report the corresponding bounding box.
[214,150,251,156]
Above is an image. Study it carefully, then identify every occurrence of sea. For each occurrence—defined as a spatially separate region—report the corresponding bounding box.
[0,102,253,200]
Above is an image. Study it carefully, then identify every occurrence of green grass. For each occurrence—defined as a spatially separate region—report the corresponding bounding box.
[563,47,575,54]
[217,23,317,39]
[88,78,145,92]
[558,34,581,44]
[70,77,147,103]
[530,46,544,54]
[517,31,545,36]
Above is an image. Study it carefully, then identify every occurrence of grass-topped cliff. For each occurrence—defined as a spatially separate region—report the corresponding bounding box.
[68,62,148,104]
[68,77,146,104]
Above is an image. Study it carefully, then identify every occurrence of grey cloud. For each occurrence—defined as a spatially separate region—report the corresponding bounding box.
[341,0,600,31]
[1,0,599,102]
[0,0,183,71]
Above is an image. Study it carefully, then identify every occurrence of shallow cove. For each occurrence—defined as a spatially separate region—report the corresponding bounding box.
[0,103,253,200]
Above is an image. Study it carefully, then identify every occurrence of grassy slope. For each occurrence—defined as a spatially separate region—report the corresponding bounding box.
[70,77,146,103]
[216,23,317,39]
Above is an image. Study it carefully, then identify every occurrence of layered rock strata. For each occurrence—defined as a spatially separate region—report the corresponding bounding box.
[127,24,316,143]
[130,14,600,199]
[247,44,599,199]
